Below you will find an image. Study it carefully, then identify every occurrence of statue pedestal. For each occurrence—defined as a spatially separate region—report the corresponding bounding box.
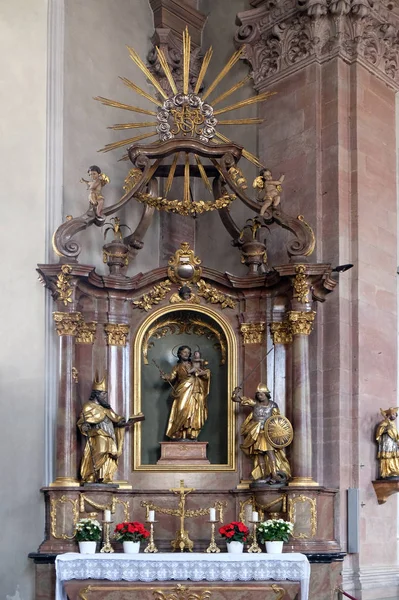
[157,441,210,465]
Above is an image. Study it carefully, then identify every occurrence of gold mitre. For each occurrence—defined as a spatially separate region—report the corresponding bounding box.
[380,406,399,417]
[256,383,270,394]
[93,373,107,392]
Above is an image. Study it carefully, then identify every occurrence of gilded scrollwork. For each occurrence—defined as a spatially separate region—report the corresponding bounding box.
[104,323,130,346]
[53,311,83,336]
[50,495,79,540]
[288,310,316,335]
[270,321,293,344]
[168,242,202,285]
[132,280,172,311]
[196,280,237,309]
[76,321,97,344]
[288,494,317,539]
[56,264,73,306]
[79,493,130,522]
[293,264,309,304]
[153,585,212,600]
[142,315,227,365]
[240,323,266,344]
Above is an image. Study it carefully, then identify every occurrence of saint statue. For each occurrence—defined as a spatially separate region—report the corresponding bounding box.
[77,375,144,483]
[376,407,399,479]
[80,165,109,219]
[161,345,211,440]
[232,383,292,484]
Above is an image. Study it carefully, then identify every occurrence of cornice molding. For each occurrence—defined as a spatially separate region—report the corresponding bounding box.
[235,0,399,90]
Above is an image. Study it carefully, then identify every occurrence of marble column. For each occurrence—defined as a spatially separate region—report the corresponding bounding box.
[104,323,131,486]
[51,311,82,486]
[270,321,293,418]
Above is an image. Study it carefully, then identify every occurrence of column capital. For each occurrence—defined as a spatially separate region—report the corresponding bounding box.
[76,321,97,344]
[240,322,266,344]
[104,323,130,347]
[53,312,82,336]
[235,0,399,91]
[288,310,316,335]
[270,321,293,344]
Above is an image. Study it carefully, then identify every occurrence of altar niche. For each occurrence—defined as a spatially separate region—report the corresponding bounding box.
[133,305,237,471]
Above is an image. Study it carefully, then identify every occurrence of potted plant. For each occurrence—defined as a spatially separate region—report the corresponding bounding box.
[218,521,250,553]
[256,519,294,553]
[114,521,150,553]
[75,518,102,554]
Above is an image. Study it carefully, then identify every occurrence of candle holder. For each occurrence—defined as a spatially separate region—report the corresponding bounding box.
[205,519,220,553]
[100,520,114,554]
[247,520,262,553]
[144,521,158,553]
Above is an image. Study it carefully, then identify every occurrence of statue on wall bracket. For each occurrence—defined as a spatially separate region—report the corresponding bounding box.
[77,375,144,484]
[232,383,292,487]
[376,407,399,479]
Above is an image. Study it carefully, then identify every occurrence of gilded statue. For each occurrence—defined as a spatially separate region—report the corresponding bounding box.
[253,168,285,216]
[77,375,144,483]
[80,165,109,219]
[232,383,291,484]
[376,407,399,479]
[161,345,211,440]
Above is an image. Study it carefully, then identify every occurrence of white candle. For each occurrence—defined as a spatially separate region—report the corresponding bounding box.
[209,507,216,521]
[149,510,155,522]
[252,511,259,522]
[104,509,111,522]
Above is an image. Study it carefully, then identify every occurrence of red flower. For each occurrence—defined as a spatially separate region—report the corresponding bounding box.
[218,521,249,543]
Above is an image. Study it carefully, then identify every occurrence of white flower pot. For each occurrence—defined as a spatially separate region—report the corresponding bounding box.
[123,541,140,554]
[266,541,284,554]
[78,541,97,554]
[227,541,244,554]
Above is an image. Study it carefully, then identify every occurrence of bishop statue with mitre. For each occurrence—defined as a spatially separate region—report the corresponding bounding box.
[77,375,144,483]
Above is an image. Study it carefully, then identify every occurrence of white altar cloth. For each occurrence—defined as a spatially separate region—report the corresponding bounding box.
[56,552,310,600]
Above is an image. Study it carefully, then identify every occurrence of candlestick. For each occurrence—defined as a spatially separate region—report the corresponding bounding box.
[144,521,158,553]
[100,521,114,553]
[205,519,220,553]
[247,520,262,554]
[148,510,155,522]
[209,507,216,521]
[104,509,111,522]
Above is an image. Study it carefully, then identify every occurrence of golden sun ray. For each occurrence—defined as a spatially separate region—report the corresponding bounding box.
[156,47,178,95]
[194,47,213,94]
[165,152,180,195]
[183,27,191,95]
[194,154,212,194]
[210,75,251,107]
[107,121,158,130]
[119,76,163,107]
[127,46,168,99]
[202,47,244,101]
[94,96,157,116]
[218,118,264,126]
[184,153,190,204]
[99,131,158,153]
[213,91,276,116]
[214,131,264,168]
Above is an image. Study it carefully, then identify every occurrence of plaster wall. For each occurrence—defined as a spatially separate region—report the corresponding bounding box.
[63,0,158,274]
[0,1,47,598]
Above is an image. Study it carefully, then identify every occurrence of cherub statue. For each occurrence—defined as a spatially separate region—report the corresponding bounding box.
[80,165,109,219]
[376,407,399,479]
[253,168,285,216]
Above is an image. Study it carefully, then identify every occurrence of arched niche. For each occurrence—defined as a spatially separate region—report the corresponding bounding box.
[132,304,237,471]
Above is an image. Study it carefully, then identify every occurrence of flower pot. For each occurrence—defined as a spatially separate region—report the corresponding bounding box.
[78,541,97,554]
[123,541,140,554]
[266,541,284,554]
[227,541,244,554]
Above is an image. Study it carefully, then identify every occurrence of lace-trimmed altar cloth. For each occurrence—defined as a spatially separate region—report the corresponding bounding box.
[56,552,310,600]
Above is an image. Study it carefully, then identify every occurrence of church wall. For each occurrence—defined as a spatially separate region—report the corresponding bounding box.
[0,0,48,598]
[62,0,159,274]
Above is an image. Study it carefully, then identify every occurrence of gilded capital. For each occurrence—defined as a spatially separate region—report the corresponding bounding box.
[288,310,316,335]
[53,311,82,336]
[76,322,98,344]
[270,321,293,344]
[104,323,130,346]
[235,0,399,91]
[240,322,266,344]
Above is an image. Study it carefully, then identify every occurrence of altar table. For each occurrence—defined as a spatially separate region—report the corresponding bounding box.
[56,552,310,600]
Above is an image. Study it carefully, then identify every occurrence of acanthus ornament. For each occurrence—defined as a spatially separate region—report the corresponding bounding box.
[132,280,172,311]
[53,312,83,336]
[104,323,130,346]
[56,264,73,306]
[288,310,316,335]
[292,264,309,304]
[236,0,399,90]
[76,322,97,344]
[240,322,266,344]
[196,280,237,309]
[270,321,293,344]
